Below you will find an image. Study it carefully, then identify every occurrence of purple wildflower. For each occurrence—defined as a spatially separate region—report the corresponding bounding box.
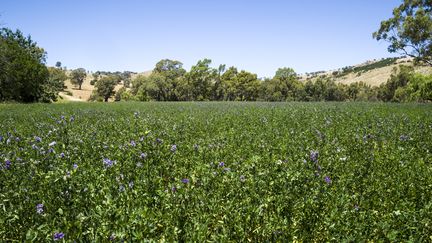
[32,144,39,150]
[170,144,177,153]
[219,162,225,167]
[171,186,177,192]
[223,167,231,172]
[181,178,189,184]
[128,181,134,188]
[109,234,116,241]
[48,148,54,154]
[140,152,147,159]
[59,153,65,158]
[103,158,114,168]
[49,141,56,147]
[130,140,136,147]
[324,176,332,184]
[69,116,75,122]
[193,144,199,151]
[399,135,409,141]
[134,112,139,117]
[354,204,360,211]
[310,150,319,163]
[36,203,44,214]
[156,138,163,144]
[60,115,65,120]
[73,164,78,169]
[15,137,20,142]
[5,160,11,169]
[240,175,246,182]
[0,136,3,142]
[35,136,42,143]
[53,232,65,241]
[119,185,125,192]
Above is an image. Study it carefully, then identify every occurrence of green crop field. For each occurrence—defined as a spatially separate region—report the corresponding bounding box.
[1,102,432,241]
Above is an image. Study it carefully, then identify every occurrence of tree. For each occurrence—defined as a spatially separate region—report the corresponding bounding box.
[0,27,50,102]
[70,68,86,90]
[153,59,186,101]
[43,67,67,102]
[55,61,62,69]
[185,59,217,101]
[373,0,432,65]
[95,76,117,102]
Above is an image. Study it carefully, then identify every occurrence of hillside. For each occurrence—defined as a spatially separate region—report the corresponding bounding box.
[301,57,432,87]
[59,70,152,102]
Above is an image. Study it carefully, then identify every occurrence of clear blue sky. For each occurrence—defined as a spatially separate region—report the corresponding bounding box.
[1,0,401,78]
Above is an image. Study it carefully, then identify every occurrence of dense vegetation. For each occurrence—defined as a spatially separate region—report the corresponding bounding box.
[1,102,431,241]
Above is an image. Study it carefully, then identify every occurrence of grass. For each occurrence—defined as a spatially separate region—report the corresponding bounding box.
[1,102,432,241]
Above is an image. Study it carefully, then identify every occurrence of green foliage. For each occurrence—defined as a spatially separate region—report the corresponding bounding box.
[69,68,87,90]
[185,59,217,101]
[1,102,432,241]
[374,1,432,65]
[0,28,51,102]
[95,76,117,102]
[43,67,68,102]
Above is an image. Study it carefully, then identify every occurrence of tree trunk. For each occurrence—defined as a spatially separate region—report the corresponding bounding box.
[104,97,108,102]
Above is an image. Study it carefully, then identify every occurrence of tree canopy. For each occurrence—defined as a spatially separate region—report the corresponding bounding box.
[374,0,432,65]
[70,68,87,90]
[0,28,53,102]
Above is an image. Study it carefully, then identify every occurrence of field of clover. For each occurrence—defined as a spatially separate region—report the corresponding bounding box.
[1,102,432,241]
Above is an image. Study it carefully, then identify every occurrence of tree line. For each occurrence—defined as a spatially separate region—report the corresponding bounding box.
[1,0,432,103]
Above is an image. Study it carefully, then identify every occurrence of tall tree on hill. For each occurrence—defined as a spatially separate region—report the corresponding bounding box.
[374,0,432,65]
[70,68,86,90]
[95,76,117,102]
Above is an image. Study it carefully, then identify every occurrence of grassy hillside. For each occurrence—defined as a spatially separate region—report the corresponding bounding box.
[302,57,432,87]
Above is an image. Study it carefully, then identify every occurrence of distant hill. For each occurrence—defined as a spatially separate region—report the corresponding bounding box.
[300,57,432,87]
[59,70,152,102]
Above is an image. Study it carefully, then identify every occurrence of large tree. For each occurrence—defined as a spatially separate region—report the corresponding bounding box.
[95,76,117,102]
[0,28,51,102]
[373,0,432,65]
[70,68,87,90]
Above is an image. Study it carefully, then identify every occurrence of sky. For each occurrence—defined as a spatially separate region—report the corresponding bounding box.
[1,0,401,78]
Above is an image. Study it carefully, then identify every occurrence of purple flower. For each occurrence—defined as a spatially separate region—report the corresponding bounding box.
[240,175,246,182]
[49,141,56,147]
[109,234,116,241]
[36,203,44,214]
[128,181,134,188]
[48,148,55,154]
[140,152,147,159]
[134,112,139,117]
[0,136,3,142]
[53,232,64,241]
[399,135,409,141]
[15,137,20,142]
[119,185,125,192]
[324,176,332,184]
[103,158,114,168]
[5,160,11,169]
[35,136,42,143]
[32,144,39,150]
[59,153,65,158]
[60,115,65,120]
[310,150,319,163]
[218,162,225,167]
[130,140,136,147]
[354,204,360,211]
[170,144,177,153]
[171,186,177,192]
[73,164,78,169]
[193,144,199,151]
[223,167,231,172]
[69,116,75,122]
[156,138,163,144]
[181,178,189,184]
